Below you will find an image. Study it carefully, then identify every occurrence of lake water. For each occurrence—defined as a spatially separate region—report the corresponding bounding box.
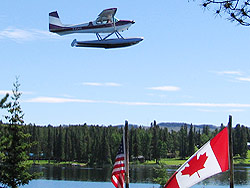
[20,164,250,188]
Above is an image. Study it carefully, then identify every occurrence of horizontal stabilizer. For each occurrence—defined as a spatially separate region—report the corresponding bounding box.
[71,39,77,47]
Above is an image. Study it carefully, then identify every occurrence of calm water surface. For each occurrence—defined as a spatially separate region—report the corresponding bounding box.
[20,164,250,188]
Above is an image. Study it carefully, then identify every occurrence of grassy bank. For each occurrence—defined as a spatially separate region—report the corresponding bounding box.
[140,150,250,166]
[140,158,186,166]
[29,160,87,166]
[29,151,250,167]
[234,150,250,165]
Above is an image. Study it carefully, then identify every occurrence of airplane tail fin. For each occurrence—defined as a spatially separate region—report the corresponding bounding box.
[49,11,64,33]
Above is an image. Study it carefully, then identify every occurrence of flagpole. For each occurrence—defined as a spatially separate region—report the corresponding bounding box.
[125,120,129,188]
[228,115,234,188]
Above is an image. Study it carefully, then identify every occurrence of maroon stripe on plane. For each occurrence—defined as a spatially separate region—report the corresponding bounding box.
[49,11,59,18]
[49,24,68,32]
[104,8,117,11]
[50,23,111,33]
[116,20,133,26]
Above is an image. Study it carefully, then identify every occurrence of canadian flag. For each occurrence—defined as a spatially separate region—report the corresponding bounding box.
[164,127,229,188]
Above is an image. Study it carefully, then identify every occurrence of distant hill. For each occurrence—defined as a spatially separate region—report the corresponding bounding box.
[114,124,140,129]
[114,122,219,132]
[157,122,218,132]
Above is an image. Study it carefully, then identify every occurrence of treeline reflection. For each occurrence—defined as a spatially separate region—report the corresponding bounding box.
[30,165,250,185]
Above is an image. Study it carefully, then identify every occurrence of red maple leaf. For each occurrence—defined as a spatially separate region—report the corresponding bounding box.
[181,153,208,178]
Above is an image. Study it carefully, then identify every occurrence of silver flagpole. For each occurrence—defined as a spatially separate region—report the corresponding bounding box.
[125,120,129,188]
[228,115,234,188]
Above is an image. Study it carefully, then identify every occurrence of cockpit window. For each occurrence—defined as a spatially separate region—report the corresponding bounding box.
[96,17,119,24]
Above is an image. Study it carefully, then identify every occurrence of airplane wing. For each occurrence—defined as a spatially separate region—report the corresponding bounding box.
[96,8,117,23]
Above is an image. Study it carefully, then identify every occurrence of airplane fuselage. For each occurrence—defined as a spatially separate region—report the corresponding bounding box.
[49,19,134,36]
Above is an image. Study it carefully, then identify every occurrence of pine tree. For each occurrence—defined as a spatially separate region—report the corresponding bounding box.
[151,120,160,163]
[56,126,65,161]
[0,93,9,109]
[240,126,248,158]
[64,127,70,161]
[179,125,188,159]
[31,125,40,160]
[47,125,53,163]
[195,130,202,148]
[100,127,112,165]
[0,78,37,188]
[141,130,152,160]
[133,128,139,158]
[233,124,241,156]
[188,124,195,156]
[235,125,248,158]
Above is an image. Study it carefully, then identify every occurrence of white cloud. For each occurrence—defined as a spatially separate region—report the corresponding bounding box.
[24,97,96,104]
[105,82,121,87]
[0,27,58,41]
[23,96,250,108]
[236,77,250,82]
[82,82,102,86]
[213,70,250,83]
[198,108,245,113]
[215,70,242,76]
[175,103,250,108]
[82,82,121,87]
[147,86,180,91]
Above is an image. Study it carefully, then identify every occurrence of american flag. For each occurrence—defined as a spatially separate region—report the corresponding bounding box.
[111,138,126,188]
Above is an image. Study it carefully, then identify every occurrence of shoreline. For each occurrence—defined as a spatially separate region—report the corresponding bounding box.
[30,153,250,167]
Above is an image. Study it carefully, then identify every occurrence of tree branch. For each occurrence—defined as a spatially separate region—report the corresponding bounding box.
[194,0,250,26]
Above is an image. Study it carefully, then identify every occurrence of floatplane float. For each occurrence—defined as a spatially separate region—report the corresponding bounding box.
[49,8,143,49]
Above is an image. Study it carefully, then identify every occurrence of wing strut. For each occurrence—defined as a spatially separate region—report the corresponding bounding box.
[115,31,124,39]
[96,33,102,40]
[103,31,115,40]
[96,31,124,41]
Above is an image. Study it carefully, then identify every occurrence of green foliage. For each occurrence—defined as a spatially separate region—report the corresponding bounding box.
[233,124,248,158]
[188,124,195,156]
[179,124,188,159]
[100,127,112,165]
[153,163,169,187]
[0,78,38,188]
[16,121,249,166]
[0,93,10,109]
[151,120,160,163]
[5,78,24,124]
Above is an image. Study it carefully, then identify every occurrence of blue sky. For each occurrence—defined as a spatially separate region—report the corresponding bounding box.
[1,0,250,127]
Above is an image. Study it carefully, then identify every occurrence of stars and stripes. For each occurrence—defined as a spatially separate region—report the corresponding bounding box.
[111,138,126,188]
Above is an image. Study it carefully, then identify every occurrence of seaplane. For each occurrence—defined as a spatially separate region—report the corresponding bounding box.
[49,8,143,49]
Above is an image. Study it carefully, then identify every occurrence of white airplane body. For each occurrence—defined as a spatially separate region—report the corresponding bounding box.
[49,14,133,35]
[49,8,143,48]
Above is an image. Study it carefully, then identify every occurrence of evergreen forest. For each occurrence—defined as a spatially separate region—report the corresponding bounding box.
[1,121,249,166]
